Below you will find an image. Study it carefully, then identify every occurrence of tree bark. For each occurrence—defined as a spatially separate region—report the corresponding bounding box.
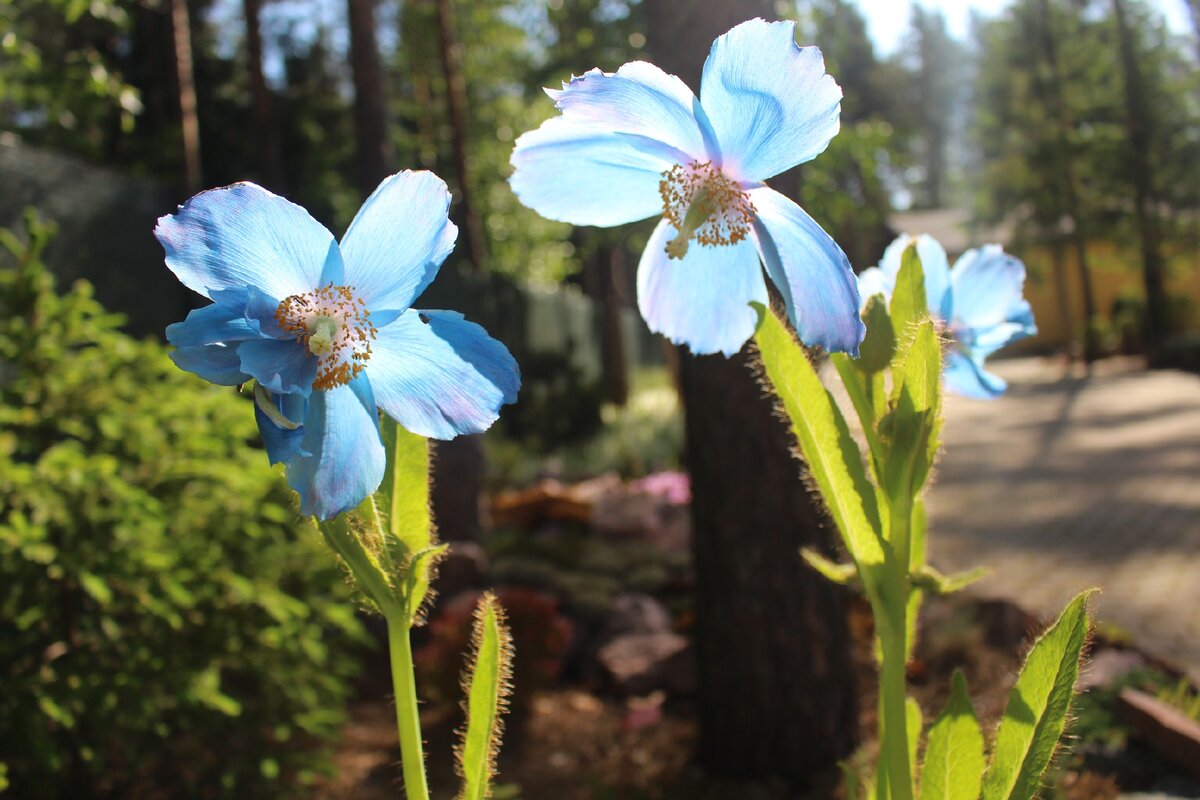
[433,0,487,272]
[643,0,859,787]
[347,0,389,197]
[243,0,283,189]
[1112,0,1169,354]
[169,0,202,193]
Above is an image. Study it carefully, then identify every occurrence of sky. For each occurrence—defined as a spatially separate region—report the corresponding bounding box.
[852,0,1195,55]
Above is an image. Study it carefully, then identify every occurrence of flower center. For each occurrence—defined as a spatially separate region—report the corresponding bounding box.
[275,284,377,391]
[659,160,755,260]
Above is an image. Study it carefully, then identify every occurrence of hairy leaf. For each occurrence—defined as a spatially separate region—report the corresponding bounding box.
[457,593,514,800]
[920,669,984,800]
[982,590,1094,800]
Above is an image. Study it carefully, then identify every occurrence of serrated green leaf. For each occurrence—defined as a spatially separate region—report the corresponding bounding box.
[752,303,886,606]
[457,593,513,800]
[801,547,859,585]
[858,295,897,373]
[890,243,928,357]
[982,590,1094,800]
[920,669,984,800]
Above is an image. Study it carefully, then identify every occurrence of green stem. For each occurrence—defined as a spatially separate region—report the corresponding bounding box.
[387,614,430,800]
[879,619,913,800]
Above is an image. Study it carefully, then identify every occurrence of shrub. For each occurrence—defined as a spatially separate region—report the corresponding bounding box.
[0,212,366,798]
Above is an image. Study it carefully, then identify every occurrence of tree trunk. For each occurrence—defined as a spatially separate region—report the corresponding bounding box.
[347,0,389,197]
[433,0,487,272]
[1112,0,1169,354]
[243,0,283,189]
[1033,0,1099,362]
[169,0,202,193]
[643,0,859,787]
[583,240,630,406]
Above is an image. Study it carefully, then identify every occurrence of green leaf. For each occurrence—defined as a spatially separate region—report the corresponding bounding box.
[880,321,943,504]
[982,590,1095,800]
[752,304,887,606]
[801,547,859,586]
[912,565,991,596]
[377,417,439,623]
[919,669,984,800]
[889,242,928,356]
[78,571,113,606]
[858,295,897,373]
[457,593,513,800]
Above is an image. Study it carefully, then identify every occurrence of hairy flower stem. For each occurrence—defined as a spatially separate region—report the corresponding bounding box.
[879,621,913,800]
[386,614,431,800]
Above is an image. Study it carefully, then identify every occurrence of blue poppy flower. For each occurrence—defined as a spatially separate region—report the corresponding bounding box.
[509,18,864,357]
[857,234,1037,398]
[158,171,521,519]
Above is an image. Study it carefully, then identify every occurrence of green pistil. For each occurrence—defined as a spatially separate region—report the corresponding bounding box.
[306,315,340,357]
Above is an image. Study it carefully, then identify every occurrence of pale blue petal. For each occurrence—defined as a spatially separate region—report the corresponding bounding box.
[950,245,1030,331]
[254,391,309,465]
[169,344,249,386]
[238,339,318,396]
[749,187,864,355]
[699,19,841,181]
[545,61,713,162]
[857,267,894,307]
[960,300,1037,360]
[368,310,520,439]
[510,118,684,227]
[287,376,386,520]
[877,234,952,319]
[339,171,458,311]
[944,350,1007,399]
[155,182,342,301]
[636,218,767,357]
[166,302,259,347]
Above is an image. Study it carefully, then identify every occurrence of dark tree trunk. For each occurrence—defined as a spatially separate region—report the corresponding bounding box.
[169,0,202,192]
[1112,0,1169,354]
[1032,0,1099,361]
[243,0,283,189]
[582,240,630,406]
[347,0,390,197]
[433,0,487,272]
[643,0,859,788]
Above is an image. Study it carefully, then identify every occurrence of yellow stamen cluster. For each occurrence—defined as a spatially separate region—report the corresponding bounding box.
[275,284,377,391]
[659,160,755,259]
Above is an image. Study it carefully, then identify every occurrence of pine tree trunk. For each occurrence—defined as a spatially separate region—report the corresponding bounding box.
[643,0,859,787]
[169,0,202,192]
[433,0,487,272]
[1112,0,1169,354]
[243,0,283,189]
[347,0,389,197]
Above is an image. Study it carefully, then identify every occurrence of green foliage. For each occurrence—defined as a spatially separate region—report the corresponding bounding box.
[0,212,365,797]
[919,670,984,800]
[982,590,1094,800]
[456,593,514,800]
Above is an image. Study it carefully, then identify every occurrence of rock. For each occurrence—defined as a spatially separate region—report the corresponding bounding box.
[601,593,673,639]
[591,491,690,554]
[597,631,692,696]
[1117,687,1200,781]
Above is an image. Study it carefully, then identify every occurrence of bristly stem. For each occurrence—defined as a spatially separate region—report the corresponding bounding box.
[387,613,430,800]
[879,619,913,800]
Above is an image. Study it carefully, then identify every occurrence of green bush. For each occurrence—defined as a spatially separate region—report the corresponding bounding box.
[0,212,366,798]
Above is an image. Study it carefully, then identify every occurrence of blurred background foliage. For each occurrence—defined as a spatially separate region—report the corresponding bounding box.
[0,214,367,797]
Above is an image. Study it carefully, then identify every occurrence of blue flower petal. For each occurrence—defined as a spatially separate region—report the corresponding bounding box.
[339,171,458,311]
[636,218,767,357]
[166,302,260,347]
[169,344,249,386]
[749,187,864,355]
[254,391,309,465]
[699,19,842,181]
[155,182,343,301]
[510,118,687,227]
[367,310,520,439]
[950,245,1031,331]
[878,234,953,320]
[286,376,386,520]
[546,61,714,162]
[856,267,894,307]
[944,350,1007,399]
[238,339,318,396]
[961,300,1037,359]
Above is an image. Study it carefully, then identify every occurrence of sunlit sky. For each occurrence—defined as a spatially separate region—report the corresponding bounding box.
[853,0,1194,55]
